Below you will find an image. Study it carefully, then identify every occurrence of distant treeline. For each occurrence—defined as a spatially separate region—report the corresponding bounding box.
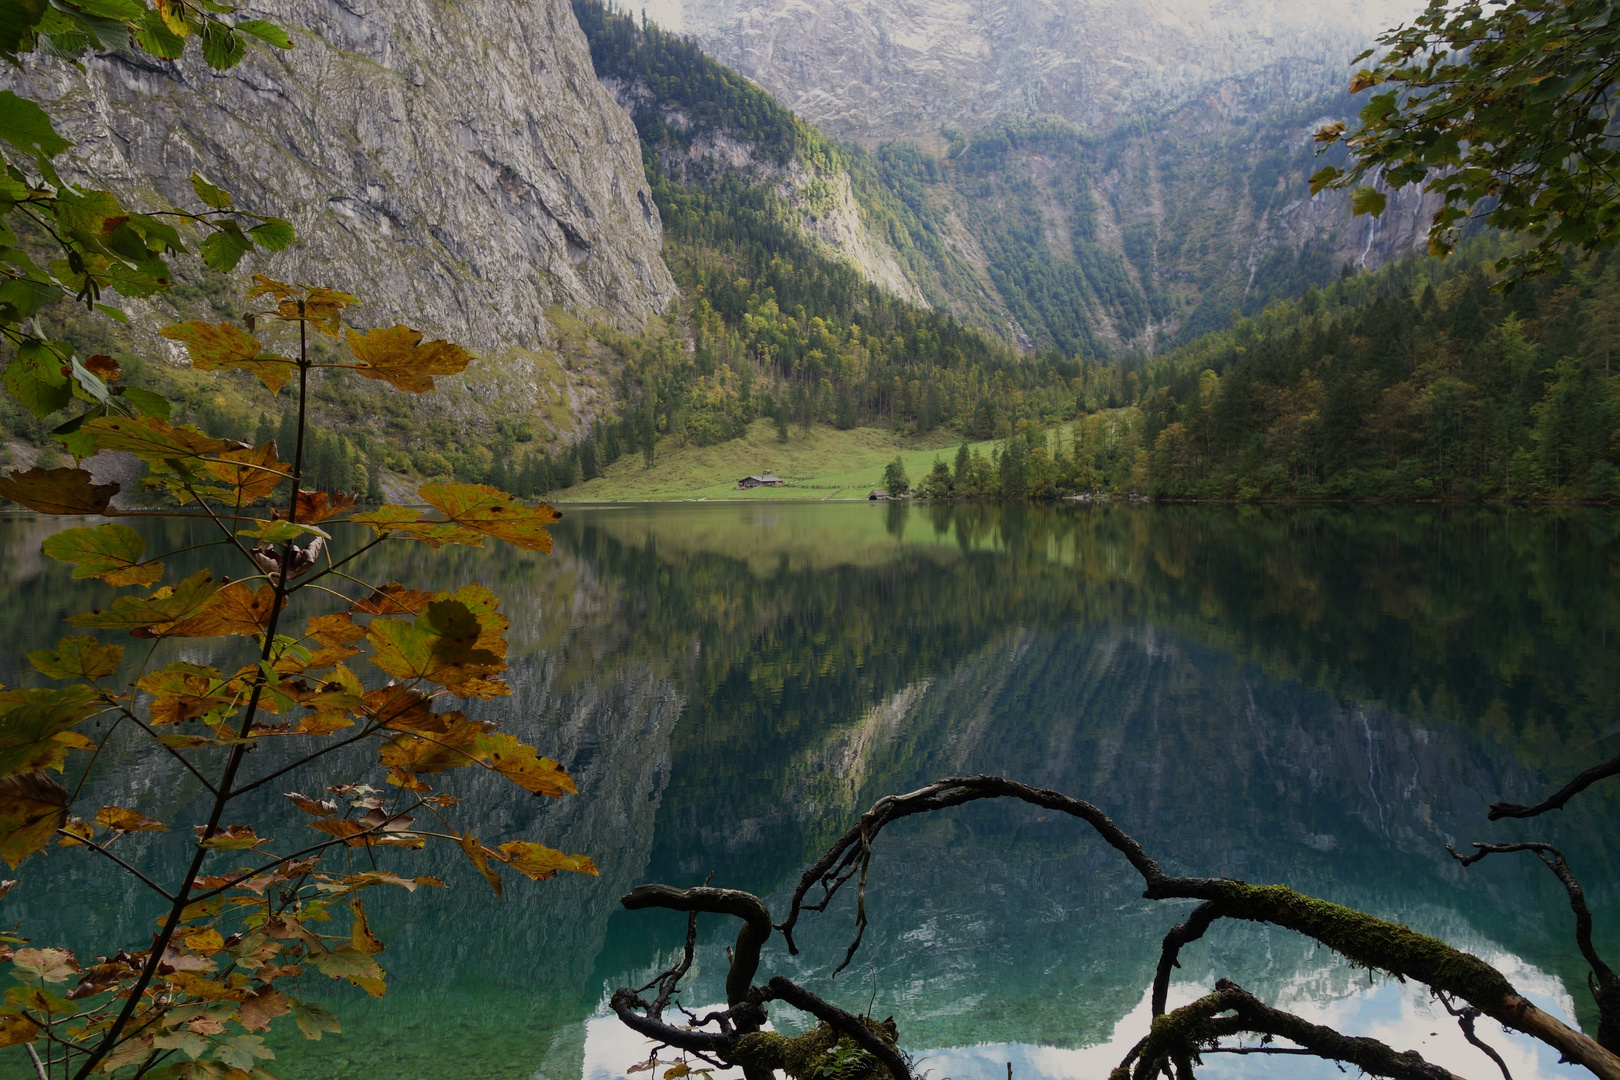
[1132,239,1620,501]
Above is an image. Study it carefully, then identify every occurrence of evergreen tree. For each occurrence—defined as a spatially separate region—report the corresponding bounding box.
[254,412,275,449]
[881,456,910,496]
[277,411,298,460]
[579,433,598,481]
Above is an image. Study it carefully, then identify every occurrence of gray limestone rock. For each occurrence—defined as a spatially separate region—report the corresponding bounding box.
[643,0,1422,142]
[2,0,675,354]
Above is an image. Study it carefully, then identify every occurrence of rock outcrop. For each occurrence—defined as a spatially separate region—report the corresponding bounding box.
[644,0,1422,142]
[2,0,676,353]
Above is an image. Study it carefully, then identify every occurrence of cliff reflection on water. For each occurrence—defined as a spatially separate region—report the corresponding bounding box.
[1,503,1616,1080]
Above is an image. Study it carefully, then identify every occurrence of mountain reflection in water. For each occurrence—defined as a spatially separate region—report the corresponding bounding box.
[1,503,1615,1080]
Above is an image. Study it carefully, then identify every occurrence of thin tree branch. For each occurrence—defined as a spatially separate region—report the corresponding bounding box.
[1441,994,1515,1080]
[229,722,387,798]
[1450,840,1620,1052]
[59,830,175,902]
[1489,753,1620,820]
[622,885,772,1010]
[122,710,218,796]
[292,535,388,592]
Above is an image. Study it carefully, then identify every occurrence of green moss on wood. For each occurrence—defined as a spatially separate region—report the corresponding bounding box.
[1210,882,1516,1005]
[731,1021,898,1080]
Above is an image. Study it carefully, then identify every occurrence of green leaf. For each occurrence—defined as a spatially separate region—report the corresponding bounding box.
[190,172,233,210]
[365,594,505,689]
[41,523,159,585]
[1308,166,1341,196]
[0,0,47,56]
[134,9,184,59]
[5,984,73,1015]
[118,385,171,419]
[52,413,99,460]
[0,90,70,157]
[3,347,71,419]
[27,635,123,680]
[292,1000,342,1041]
[248,217,295,251]
[0,277,58,322]
[67,355,111,406]
[235,18,291,49]
[67,568,220,636]
[200,20,244,69]
[200,226,252,272]
[152,1029,209,1060]
[213,1034,273,1071]
[237,519,329,544]
[0,686,99,776]
[70,0,146,20]
[1350,186,1389,217]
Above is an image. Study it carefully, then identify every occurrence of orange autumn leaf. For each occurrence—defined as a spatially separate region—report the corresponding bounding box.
[275,490,358,525]
[201,442,292,503]
[306,613,365,648]
[160,321,295,394]
[165,582,281,639]
[496,840,598,881]
[94,806,165,833]
[458,831,502,898]
[349,583,435,616]
[345,325,472,393]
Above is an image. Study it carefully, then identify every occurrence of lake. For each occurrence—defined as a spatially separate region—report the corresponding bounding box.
[2,502,1617,1080]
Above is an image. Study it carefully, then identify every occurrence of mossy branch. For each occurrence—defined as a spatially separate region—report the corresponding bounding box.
[616,776,1620,1080]
[1112,980,1466,1080]
[608,977,907,1080]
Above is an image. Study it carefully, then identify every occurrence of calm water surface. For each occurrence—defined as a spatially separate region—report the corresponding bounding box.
[2,502,1617,1080]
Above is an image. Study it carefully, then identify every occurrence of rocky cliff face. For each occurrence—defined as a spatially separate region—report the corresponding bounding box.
[643,0,1421,143]
[2,0,676,354]
[601,73,926,304]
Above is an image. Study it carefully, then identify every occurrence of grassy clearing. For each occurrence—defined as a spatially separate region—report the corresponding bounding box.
[563,419,1023,501]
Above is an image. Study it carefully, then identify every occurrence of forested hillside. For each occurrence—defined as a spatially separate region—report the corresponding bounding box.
[580,2,1437,355]
[566,3,1098,467]
[1132,241,1620,501]
[4,0,1611,505]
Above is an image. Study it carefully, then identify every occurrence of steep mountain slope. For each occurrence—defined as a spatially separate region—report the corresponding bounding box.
[641,0,1422,142]
[581,3,1439,355]
[912,86,1441,353]
[0,0,675,354]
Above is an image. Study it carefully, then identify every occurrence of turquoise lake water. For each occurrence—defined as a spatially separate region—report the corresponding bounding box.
[1,502,1616,1079]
